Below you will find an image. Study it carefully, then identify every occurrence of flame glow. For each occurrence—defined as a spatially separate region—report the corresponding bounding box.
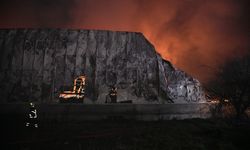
[0,0,249,83]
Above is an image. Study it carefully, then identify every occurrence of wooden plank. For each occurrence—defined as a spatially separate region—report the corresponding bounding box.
[114,32,127,87]
[85,30,97,100]
[0,29,7,81]
[8,29,28,101]
[42,29,58,102]
[53,29,68,100]
[0,30,17,102]
[105,32,118,86]
[21,29,38,101]
[31,30,48,101]
[95,31,108,87]
[64,30,79,89]
[0,30,17,70]
[75,30,88,76]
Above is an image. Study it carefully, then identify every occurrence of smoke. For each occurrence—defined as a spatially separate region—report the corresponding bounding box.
[0,0,250,83]
[0,0,74,27]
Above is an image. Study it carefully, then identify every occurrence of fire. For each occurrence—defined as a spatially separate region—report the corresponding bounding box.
[59,76,86,102]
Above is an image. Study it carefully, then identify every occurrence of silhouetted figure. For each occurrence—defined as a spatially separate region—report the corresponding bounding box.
[109,86,117,103]
[26,103,38,128]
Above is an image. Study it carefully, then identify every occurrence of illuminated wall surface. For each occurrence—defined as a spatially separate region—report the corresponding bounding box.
[0,29,205,104]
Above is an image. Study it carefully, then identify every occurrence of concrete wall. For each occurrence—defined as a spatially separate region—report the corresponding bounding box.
[0,103,214,121]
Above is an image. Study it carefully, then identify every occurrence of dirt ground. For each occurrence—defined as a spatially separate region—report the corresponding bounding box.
[1,117,250,150]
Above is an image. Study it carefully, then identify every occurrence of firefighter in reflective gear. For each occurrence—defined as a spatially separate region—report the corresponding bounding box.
[109,86,117,103]
[26,103,38,128]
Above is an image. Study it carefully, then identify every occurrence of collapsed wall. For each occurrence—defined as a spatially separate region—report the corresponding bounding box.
[0,29,206,103]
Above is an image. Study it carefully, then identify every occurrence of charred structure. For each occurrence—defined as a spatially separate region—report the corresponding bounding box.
[0,29,205,104]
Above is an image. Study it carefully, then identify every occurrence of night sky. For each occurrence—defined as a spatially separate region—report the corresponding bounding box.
[0,0,249,83]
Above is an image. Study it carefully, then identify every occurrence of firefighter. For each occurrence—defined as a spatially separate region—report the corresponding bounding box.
[26,102,38,128]
[109,86,117,103]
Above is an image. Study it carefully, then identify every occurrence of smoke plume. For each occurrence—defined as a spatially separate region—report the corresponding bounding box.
[0,0,249,83]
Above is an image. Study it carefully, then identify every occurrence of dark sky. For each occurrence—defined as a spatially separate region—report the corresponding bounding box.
[0,0,250,83]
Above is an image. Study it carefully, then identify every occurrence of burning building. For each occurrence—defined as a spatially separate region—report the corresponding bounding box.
[0,29,205,104]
